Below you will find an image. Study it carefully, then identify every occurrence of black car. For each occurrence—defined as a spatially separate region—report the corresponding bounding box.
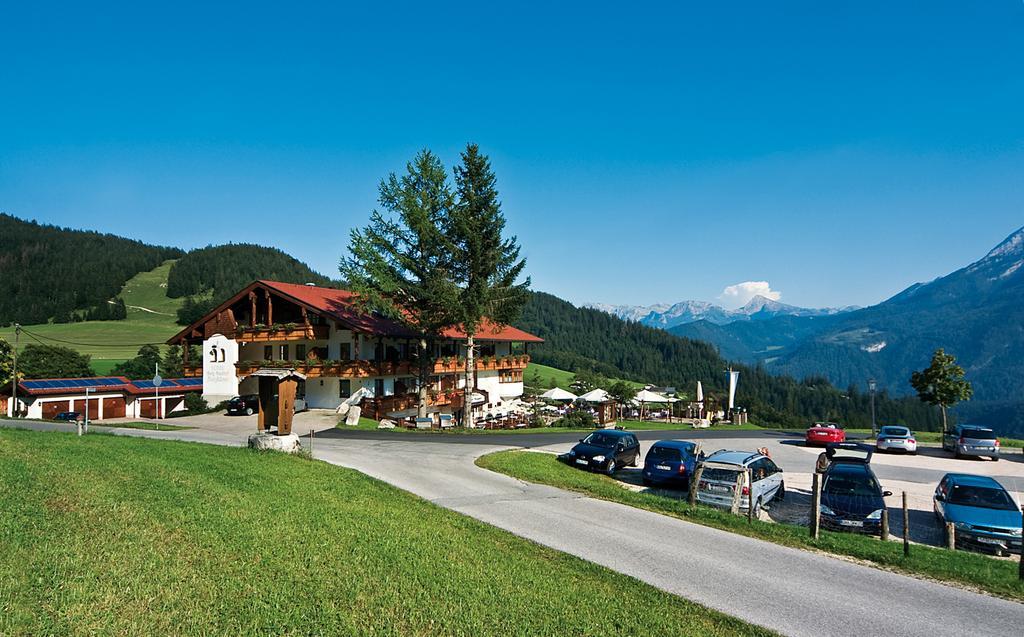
[820,446,891,535]
[226,394,260,416]
[563,430,641,474]
[53,411,82,423]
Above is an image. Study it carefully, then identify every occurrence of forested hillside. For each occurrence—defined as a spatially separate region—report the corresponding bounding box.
[0,214,182,325]
[168,244,334,325]
[515,292,940,430]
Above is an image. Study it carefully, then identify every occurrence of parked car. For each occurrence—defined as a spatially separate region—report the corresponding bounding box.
[227,394,260,416]
[933,473,1022,555]
[642,440,702,489]
[805,422,845,446]
[53,411,82,423]
[564,430,641,474]
[875,425,917,454]
[943,425,1000,460]
[695,450,784,514]
[820,446,891,535]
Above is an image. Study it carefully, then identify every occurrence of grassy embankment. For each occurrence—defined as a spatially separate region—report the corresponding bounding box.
[338,417,763,434]
[0,260,185,374]
[0,429,772,636]
[476,450,1024,602]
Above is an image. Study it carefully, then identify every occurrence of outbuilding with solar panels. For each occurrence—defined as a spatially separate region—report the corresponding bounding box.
[1,376,203,420]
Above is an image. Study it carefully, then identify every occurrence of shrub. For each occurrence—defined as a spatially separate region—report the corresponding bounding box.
[184,393,210,414]
[553,412,594,428]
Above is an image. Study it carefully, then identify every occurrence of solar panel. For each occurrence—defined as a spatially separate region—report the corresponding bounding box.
[177,378,204,387]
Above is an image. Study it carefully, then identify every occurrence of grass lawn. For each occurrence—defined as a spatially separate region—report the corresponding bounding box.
[98,421,193,431]
[338,417,761,435]
[476,450,1024,602]
[524,362,644,390]
[0,260,184,371]
[0,429,772,636]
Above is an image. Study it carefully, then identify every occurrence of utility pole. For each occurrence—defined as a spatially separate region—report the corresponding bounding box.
[11,324,20,418]
[868,378,877,437]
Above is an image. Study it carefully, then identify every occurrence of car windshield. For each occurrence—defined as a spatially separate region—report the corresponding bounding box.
[702,467,740,482]
[648,447,682,461]
[880,427,909,437]
[824,472,879,497]
[582,433,619,447]
[947,485,1017,510]
[961,428,995,439]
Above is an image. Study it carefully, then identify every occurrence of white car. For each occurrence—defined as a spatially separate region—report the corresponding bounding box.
[695,450,785,515]
[875,425,917,454]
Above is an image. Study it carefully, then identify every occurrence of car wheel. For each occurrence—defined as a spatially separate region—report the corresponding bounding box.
[992,456,999,462]
[630,452,639,467]
[776,481,786,501]
[754,497,763,517]
[606,459,616,475]
[642,478,652,487]
[245,407,254,416]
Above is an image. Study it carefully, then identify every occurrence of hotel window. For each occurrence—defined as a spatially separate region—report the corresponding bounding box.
[374,378,385,397]
[295,344,306,360]
[279,344,289,360]
[339,379,351,398]
[340,342,351,360]
[263,345,272,360]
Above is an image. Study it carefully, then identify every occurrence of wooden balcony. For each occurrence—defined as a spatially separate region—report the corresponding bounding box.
[183,365,202,378]
[432,355,531,374]
[235,324,329,343]
[234,355,531,379]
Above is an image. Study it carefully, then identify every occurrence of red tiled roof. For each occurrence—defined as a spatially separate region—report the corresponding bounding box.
[260,280,543,342]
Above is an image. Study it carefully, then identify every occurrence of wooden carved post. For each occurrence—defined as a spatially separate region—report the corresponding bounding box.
[730,471,744,515]
[249,291,257,327]
[688,464,703,506]
[810,472,821,539]
[266,290,273,326]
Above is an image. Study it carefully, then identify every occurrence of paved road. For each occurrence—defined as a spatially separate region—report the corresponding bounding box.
[4,419,1023,636]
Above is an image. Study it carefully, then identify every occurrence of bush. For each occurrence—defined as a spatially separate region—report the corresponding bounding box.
[553,412,595,428]
[184,393,210,414]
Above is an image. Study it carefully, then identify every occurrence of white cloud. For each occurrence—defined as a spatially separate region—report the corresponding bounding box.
[718,281,781,308]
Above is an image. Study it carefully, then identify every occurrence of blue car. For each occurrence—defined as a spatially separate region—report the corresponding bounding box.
[934,473,1023,555]
[642,440,701,489]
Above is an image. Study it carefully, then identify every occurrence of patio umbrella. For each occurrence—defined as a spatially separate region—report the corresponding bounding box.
[632,389,669,421]
[540,387,577,401]
[578,388,610,403]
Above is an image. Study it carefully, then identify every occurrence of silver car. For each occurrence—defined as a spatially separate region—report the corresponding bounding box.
[875,425,917,454]
[943,425,1000,461]
[695,450,784,515]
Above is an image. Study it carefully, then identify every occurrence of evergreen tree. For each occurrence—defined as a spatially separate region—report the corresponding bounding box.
[340,149,460,417]
[162,345,186,378]
[18,345,92,378]
[910,348,973,435]
[0,338,15,385]
[449,144,530,428]
[112,345,163,380]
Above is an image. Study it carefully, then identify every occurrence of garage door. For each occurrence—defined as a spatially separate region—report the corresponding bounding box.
[42,401,70,420]
[73,399,100,420]
[139,399,158,418]
[103,397,126,419]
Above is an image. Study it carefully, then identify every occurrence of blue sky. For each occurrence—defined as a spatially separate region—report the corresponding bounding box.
[2,1,1022,309]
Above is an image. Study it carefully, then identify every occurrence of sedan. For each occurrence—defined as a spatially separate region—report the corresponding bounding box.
[563,430,641,474]
[934,473,1022,555]
[875,425,917,454]
[806,422,845,447]
[227,394,260,416]
[820,458,891,535]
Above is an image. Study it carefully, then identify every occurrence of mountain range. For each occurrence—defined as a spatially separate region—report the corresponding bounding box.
[587,296,857,329]
[669,226,1024,434]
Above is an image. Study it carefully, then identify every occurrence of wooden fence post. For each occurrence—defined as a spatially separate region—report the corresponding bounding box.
[747,468,755,523]
[881,509,889,541]
[810,472,821,539]
[730,472,744,515]
[945,522,955,551]
[902,491,910,557]
[688,465,703,507]
[1019,509,1023,581]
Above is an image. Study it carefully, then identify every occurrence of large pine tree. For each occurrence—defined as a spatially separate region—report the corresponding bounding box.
[450,144,530,428]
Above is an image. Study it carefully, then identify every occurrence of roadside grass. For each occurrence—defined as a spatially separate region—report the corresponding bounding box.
[844,428,1024,449]
[0,429,773,637]
[337,417,762,435]
[0,417,191,432]
[476,450,1024,602]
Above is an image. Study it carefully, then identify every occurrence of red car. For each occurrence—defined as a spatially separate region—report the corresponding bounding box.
[805,422,845,446]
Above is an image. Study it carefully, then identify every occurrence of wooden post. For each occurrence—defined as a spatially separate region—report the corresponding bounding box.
[945,522,955,551]
[747,468,755,523]
[810,472,821,539]
[730,472,744,515]
[881,509,889,541]
[688,465,704,506]
[1019,509,1024,580]
[902,491,910,557]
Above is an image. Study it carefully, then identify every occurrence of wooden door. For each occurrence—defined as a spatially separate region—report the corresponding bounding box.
[42,400,70,420]
[73,399,100,420]
[139,399,156,418]
[103,397,126,419]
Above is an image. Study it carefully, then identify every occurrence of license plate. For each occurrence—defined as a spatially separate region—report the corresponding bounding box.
[839,520,864,527]
[656,464,671,471]
[575,459,588,466]
[709,485,729,493]
[977,537,1004,545]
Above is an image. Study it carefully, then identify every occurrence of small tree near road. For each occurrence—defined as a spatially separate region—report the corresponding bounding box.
[607,381,637,420]
[910,348,973,435]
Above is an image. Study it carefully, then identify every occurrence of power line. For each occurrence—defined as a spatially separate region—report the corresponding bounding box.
[14,326,171,348]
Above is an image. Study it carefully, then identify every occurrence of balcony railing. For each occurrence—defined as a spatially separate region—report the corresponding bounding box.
[232,355,530,379]
[235,324,329,343]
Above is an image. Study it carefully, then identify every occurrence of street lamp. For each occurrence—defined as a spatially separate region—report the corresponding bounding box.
[868,378,877,437]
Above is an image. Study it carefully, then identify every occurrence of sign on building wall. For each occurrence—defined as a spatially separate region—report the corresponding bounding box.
[203,334,239,399]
